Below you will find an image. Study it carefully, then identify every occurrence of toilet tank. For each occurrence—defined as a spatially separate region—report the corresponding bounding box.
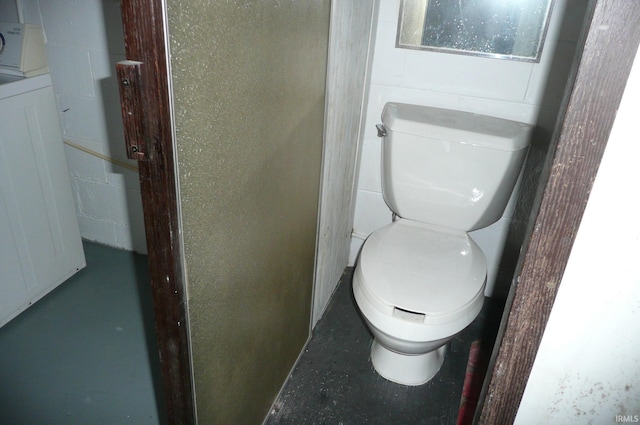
[380,102,532,231]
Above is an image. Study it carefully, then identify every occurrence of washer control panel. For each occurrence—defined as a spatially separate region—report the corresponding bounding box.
[0,22,48,77]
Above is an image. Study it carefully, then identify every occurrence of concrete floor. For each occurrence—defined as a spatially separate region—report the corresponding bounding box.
[265,269,504,425]
[0,241,165,425]
[0,243,503,425]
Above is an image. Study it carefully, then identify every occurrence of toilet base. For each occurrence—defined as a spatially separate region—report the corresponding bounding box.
[370,339,446,386]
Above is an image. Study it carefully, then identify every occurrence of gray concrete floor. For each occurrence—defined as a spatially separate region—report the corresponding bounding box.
[265,269,504,425]
[0,241,165,425]
[0,243,503,425]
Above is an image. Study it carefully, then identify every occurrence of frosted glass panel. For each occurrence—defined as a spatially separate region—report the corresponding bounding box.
[167,0,330,423]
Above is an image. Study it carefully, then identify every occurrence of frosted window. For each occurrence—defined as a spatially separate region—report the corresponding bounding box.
[397,0,554,62]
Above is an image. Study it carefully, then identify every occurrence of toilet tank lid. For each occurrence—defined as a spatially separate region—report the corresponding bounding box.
[382,102,532,151]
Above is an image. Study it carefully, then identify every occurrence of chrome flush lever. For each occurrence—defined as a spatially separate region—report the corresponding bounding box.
[376,124,387,137]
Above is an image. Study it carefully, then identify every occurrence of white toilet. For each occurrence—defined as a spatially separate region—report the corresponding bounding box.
[353,102,532,386]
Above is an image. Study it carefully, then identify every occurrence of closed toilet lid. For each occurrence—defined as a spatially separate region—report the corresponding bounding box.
[359,219,486,318]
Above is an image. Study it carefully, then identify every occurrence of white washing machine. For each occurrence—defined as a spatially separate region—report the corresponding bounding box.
[0,22,85,327]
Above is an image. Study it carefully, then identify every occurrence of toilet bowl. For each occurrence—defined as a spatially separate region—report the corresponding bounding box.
[354,102,531,385]
[354,219,486,385]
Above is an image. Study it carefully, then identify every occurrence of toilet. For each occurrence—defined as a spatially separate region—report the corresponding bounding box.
[353,102,531,386]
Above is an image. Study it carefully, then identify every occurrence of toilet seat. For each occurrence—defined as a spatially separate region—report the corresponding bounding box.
[357,219,486,327]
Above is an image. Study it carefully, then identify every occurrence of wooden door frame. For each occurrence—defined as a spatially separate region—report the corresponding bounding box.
[119,0,195,424]
[476,1,640,423]
[117,0,639,424]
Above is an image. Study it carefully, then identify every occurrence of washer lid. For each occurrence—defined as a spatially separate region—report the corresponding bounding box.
[359,220,486,317]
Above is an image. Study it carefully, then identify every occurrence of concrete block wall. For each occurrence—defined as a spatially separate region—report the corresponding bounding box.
[0,1,18,21]
[18,0,146,253]
[351,0,585,296]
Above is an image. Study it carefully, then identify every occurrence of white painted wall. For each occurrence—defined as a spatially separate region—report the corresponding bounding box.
[351,0,585,296]
[0,1,18,21]
[12,0,146,253]
[515,47,640,425]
